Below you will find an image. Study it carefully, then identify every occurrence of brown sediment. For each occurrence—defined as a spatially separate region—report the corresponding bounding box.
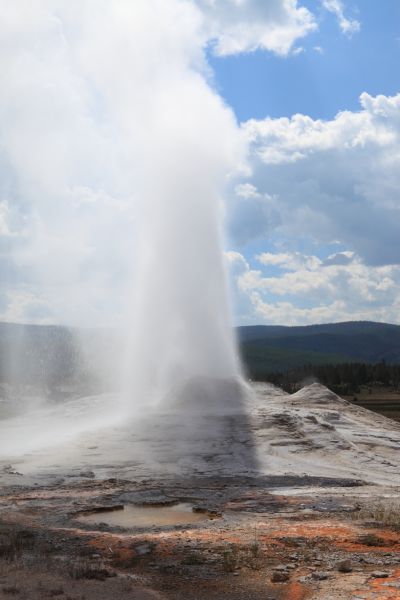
[283,582,309,600]
[266,518,400,553]
[354,567,400,599]
[1,477,400,599]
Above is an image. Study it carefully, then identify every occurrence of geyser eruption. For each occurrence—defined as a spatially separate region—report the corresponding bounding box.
[0,1,257,472]
[123,84,244,412]
[68,1,248,412]
[117,52,254,468]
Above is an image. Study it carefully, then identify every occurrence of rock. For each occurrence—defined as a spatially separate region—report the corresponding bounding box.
[133,543,153,556]
[159,562,181,575]
[271,571,290,583]
[337,560,353,573]
[126,574,145,583]
[2,465,22,476]
[312,571,329,580]
[79,470,95,478]
[371,571,390,578]
[273,564,289,571]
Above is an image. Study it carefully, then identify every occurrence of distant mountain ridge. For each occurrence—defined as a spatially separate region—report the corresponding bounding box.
[237,321,400,378]
[237,320,400,342]
[0,320,398,388]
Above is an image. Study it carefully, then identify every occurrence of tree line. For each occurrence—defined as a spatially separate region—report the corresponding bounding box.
[260,361,400,395]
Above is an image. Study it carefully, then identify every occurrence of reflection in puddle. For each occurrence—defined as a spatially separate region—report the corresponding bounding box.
[79,502,209,527]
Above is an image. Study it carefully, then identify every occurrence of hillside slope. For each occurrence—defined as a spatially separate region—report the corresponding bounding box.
[0,320,398,388]
[238,321,400,375]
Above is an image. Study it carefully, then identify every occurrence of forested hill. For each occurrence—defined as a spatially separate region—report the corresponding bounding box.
[0,320,398,388]
[237,321,400,378]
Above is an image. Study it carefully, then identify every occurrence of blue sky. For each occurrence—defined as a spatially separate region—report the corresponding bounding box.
[206,0,400,325]
[210,1,400,122]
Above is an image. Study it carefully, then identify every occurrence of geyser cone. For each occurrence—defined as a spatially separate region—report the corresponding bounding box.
[162,376,249,415]
[126,376,259,475]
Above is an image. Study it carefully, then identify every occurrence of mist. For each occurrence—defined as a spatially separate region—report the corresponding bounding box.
[0,0,250,455]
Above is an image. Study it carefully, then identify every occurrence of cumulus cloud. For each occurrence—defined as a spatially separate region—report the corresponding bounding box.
[197,0,316,56]
[257,252,321,271]
[228,250,400,325]
[228,92,400,324]
[227,185,280,246]
[322,251,354,266]
[322,0,360,36]
[2,1,396,330]
[241,92,400,266]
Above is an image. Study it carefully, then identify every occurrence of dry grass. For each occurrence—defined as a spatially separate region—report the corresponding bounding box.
[0,526,36,562]
[357,533,389,547]
[220,528,263,572]
[67,558,114,580]
[350,500,400,528]
[2,586,20,595]
[221,544,239,572]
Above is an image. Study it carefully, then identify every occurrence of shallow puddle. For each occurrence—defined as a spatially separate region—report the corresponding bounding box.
[79,502,209,527]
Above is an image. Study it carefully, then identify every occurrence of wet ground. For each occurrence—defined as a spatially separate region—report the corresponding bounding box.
[77,502,209,528]
[1,383,400,598]
[1,474,400,599]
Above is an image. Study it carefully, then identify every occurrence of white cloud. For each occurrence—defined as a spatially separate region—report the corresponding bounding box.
[322,0,360,36]
[257,251,321,271]
[1,1,396,330]
[0,201,17,237]
[250,296,385,326]
[244,94,400,165]
[196,0,317,56]
[235,183,260,199]
[323,251,354,266]
[241,92,400,266]
[227,185,280,245]
[243,254,397,299]
[228,250,400,325]
[0,0,321,326]
[0,288,54,325]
